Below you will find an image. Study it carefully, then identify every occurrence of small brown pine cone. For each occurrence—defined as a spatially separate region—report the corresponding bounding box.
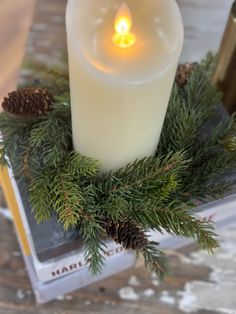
[105,220,148,250]
[2,87,54,117]
[176,63,196,87]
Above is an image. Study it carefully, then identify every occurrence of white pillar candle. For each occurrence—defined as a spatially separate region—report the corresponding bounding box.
[66,0,184,172]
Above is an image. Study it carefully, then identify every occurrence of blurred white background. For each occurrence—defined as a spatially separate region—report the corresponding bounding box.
[178,0,234,62]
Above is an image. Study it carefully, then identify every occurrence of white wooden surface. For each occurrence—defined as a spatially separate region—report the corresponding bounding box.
[178,0,234,62]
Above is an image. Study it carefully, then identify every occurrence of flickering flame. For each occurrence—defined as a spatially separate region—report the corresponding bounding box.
[112,3,137,48]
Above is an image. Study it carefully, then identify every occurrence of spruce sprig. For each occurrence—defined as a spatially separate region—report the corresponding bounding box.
[30,171,54,222]
[140,242,167,278]
[30,103,72,168]
[134,207,219,252]
[80,219,107,274]
[97,151,188,203]
[30,151,99,229]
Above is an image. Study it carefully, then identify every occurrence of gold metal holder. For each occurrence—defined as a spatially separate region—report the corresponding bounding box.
[214,1,236,114]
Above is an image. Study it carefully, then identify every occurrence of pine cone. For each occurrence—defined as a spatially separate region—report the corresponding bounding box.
[105,220,148,250]
[2,87,54,117]
[176,63,196,87]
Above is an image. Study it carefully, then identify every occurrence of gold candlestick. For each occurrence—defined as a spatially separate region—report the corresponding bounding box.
[214,1,236,114]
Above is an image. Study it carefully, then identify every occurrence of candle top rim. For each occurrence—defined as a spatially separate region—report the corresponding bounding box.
[66,0,184,84]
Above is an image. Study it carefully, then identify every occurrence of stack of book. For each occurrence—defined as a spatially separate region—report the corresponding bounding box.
[1,165,236,303]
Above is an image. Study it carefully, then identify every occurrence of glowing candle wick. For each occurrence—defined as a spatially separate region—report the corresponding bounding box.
[112,3,137,48]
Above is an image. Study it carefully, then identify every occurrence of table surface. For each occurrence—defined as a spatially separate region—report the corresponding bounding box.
[0,0,235,313]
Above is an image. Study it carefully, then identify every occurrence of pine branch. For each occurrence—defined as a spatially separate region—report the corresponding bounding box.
[5,131,36,182]
[30,172,54,223]
[97,151,189,203]
[30,103,72,168]
[0,111,37,134]
[0,111,48,178]
[30,150,99,230]
[22,146,32,182]
[138,241,167,278]
[185,153,236,190]
[133,206,219,252]
[158,59,235,202]
[198,180,234,202]
[79,219,106,274]
[158,64,221,156]
[0,145,8,167]
[184,64,221,116]
[220,118,236,152]
[31,169,86,230]
[182,122,236,199]
[64,152,100,179]
[101,196,131,223]
[200,52,218,79]
[189,116,234,163]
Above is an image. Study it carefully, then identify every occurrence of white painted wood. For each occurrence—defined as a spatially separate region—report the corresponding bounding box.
[177,0,234,62]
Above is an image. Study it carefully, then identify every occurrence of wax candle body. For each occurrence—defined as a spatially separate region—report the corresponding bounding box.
[66,0,184,171]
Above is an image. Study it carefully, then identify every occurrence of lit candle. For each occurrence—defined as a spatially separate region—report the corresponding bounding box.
[66,0,184,171]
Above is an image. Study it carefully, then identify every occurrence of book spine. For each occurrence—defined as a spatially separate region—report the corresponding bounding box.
[36,242,130,282]
[0,166,31,256]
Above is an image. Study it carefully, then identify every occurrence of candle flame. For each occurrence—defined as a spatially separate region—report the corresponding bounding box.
[112,3,136,48]
[115,3,132,34]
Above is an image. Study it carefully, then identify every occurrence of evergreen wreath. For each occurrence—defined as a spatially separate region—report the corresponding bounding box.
[1,53,236,276]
